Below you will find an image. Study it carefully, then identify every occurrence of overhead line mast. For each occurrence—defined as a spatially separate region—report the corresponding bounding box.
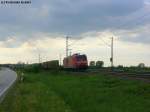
[66,36,69,57]
[111,37,114,68]
[59,53,62,66]
[98,37,114,68]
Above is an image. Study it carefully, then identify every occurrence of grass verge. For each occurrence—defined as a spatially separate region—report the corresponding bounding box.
[0,71,150,112]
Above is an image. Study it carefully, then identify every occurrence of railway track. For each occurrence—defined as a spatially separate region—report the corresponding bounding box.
[110,72,150,82]
[73,69,150,83]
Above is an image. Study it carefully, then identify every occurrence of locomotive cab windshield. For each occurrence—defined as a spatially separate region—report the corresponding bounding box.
[76,55,87,61]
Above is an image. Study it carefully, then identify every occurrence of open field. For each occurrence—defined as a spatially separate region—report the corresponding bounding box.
[0,70,150,112]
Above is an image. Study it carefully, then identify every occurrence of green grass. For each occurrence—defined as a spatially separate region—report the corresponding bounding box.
[0,71,150,112]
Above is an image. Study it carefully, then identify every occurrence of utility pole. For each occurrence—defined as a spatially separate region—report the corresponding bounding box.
[66,36,69,57]
[59,53,62,66]
[99,36,114,68]
[70,51,71,56]
[110,37,114,68]
[39,53,41,64]
[66,36,69,66]
[36,47,41,64]
[69,50,72,56]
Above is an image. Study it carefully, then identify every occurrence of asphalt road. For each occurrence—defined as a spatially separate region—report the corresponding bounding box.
[0,68,17,100]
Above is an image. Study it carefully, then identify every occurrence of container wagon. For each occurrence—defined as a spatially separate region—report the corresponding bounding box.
[42,60,59,69]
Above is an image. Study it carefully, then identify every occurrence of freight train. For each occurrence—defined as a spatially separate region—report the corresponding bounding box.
[42,60,59,69]
[63,53,88,69]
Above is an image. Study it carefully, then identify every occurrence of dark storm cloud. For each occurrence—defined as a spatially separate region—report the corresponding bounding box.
[0,0,146,42]
[47,0,144,34]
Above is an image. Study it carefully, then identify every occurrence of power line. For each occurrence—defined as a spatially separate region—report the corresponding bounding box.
[115,11,150,30]
[25,40,42,64]
[111,37,114,68]
[99,38,111,47]
[98,37,114,68]
[66,36,69,57]
[59,53,62,66]
[67,36,84,56]
[118,19,150,36]
[68,38,81,47]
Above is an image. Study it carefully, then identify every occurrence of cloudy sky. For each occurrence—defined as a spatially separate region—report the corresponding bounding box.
[0,0,150,66]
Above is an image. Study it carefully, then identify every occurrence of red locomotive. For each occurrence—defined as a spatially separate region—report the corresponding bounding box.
[63,53,88,69]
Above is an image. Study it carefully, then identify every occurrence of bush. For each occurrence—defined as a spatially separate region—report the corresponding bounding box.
[24,64,41,73]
